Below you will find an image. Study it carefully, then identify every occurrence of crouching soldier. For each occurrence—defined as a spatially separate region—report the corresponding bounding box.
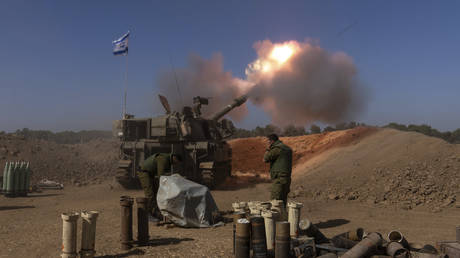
[137,153,182,221]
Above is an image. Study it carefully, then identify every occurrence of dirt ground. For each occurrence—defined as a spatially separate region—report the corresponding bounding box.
[2,127,460,257]
[1,180,460,258]
[229,127,376,177]
[0,134,118,186]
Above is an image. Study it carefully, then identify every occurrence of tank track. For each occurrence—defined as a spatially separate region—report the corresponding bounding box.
[201,170,215,189]
[115,162,231,190]
[201,161,231,190]
[115,168,140,189]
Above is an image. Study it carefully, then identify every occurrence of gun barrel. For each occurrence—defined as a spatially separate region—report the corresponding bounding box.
[211,95,248,121]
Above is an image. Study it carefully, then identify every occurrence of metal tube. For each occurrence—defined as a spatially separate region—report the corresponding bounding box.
[250,201,262,206]
[5,162,14,197]
[233,211,246,221]
[388,230,409,248]
[262,209,279,253]
[240,202,248,213]
[250,202,266,215]
[233,226,236,254]
[436,241,460,257]
[18,162,26,196]
[136,197,149,245]
[24,162,30,196]
[331,235,358,249]
[275,221,290,258]
[386,241,409,258]
[271,200,287,221]
[232,202,247,213]
[287,202,303,238]
[298,219,330,244]
[251,216,267,258]
[13,162,20,197]
[343,228,364,241]
[271,199,283,210]
[235,218,251,258]
[80,211,99,258]
[120,196,134,250]
[408,242,424,252]
[233,212,246,254]
[9,162,17,196]
[61,212,79,258]
[292,237,315,258]
[341,232,383,258]
[2,162,7,194]
[258,201,272,211]
[249,201,261,211]
[248,202,256,214]
[210,95,248,121]
[250,207,262,216]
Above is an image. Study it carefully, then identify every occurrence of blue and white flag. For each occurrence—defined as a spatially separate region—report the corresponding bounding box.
[112,31,130,56]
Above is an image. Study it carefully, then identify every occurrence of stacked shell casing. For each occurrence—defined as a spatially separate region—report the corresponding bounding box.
[2,161,31,197]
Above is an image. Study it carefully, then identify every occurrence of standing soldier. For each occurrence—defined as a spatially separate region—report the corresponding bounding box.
[263,134,293,206]
[137,153,182,221]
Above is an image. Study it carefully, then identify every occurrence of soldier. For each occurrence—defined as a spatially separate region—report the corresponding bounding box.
[263,134,293,206]
[137,153,182,221]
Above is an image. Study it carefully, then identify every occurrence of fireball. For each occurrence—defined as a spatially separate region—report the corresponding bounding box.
[245,40,301,81]
[270,45,294,64]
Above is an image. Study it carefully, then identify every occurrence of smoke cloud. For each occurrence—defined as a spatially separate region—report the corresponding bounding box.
[245,40,366,126]
[156,53,248,120]
[156,40,366,126]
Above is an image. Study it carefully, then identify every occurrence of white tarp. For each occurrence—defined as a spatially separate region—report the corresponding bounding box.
[157,174,219,228]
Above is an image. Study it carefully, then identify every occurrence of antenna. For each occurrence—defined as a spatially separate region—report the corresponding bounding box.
[168,52,184,107]
[337,20,358,37]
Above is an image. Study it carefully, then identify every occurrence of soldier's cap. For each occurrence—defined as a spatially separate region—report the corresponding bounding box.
[267,134,279,141]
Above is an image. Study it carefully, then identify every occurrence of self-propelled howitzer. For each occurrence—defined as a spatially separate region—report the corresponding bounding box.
[112,94,248,189]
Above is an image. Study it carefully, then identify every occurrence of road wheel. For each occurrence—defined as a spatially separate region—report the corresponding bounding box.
[201,169,215,190]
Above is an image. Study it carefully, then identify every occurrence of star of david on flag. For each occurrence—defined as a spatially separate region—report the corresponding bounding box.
[113,31,130,56]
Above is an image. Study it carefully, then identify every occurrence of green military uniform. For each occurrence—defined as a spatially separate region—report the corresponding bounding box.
[137,153,172,216]
[263,140,293,206]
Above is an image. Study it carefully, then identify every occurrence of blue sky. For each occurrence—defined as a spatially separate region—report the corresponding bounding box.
[1,1,460,132]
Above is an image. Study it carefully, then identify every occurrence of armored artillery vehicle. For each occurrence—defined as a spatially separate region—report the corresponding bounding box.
[112,94,247,189]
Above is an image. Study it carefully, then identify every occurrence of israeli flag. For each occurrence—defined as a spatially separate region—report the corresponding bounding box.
[112,31,129,56]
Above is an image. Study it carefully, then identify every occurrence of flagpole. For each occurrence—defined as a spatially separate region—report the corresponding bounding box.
[113,31,130,118]
[123,52,128,118]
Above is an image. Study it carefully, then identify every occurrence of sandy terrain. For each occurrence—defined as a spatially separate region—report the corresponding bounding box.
[230,128,460,210]
[1,181,460,258]
[1,127,460,257]
[0,134,118,186]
